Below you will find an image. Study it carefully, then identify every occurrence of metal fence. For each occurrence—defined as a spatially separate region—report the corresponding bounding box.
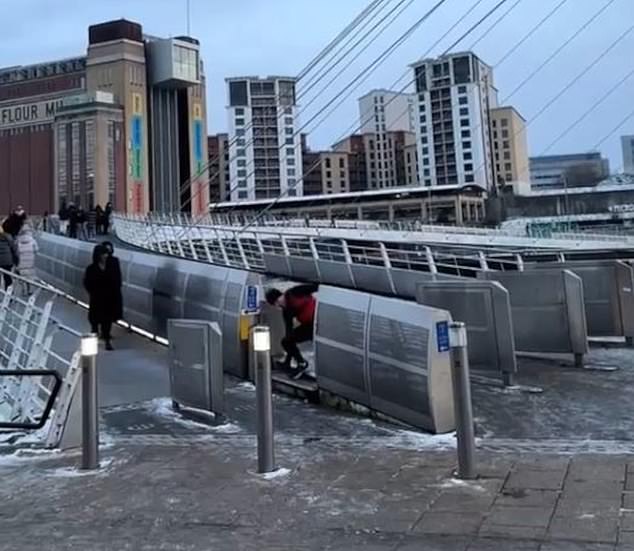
[0,273,82,448]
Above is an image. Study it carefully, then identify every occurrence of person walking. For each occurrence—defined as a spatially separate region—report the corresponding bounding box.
[16,222,38,296]
[0,224,19,290]
[102,241,123,324]
[83,244,119,351]
[76,207,88,240]
[95,205,104,235]
[2,206,26,238]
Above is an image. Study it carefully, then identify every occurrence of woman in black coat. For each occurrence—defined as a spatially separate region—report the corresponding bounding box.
[83,244,119,350]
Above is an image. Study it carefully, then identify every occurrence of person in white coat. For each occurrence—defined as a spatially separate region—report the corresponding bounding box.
[16,223,38,296]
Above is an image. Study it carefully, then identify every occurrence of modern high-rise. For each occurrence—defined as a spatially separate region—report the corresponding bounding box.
[358,89,415,188]
[490,106,529,185]
[208,133,230,203]
[411,52,497,189]
[621,135,634,174]
[0,18,209,215]
[226,76,302,202]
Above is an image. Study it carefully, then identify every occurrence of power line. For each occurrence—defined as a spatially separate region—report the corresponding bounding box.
[468,0,523,50]
[540,67,634,155]
[238,0,513,234]
[181,0,407,212]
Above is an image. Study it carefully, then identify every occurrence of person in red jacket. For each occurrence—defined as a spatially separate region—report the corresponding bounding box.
[266,283,318,376]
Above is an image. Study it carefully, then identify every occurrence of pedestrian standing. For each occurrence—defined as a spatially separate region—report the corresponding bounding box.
[83,244,118,351]
[0,224,19,290]
[16,223,38,296]
[58,202,69,236]
[95,205,104,235]
[68,204,78,238]
[104,202,113,234]
[77,207,88,240]
[87,207,97,240]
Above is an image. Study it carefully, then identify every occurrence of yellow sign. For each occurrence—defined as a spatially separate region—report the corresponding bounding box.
[132,93,143,115]
[193,103,202,120]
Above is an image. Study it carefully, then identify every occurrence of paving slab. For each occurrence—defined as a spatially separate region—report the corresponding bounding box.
[505,469,567,491]
[548,516,619,544]
[495,489,560,509]
[486,505,553,527]
[413,512,485,536]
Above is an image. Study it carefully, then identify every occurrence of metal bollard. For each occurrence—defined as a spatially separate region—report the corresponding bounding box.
[81,334,99,470]
[252,326,275,474]
[449,322,476,480]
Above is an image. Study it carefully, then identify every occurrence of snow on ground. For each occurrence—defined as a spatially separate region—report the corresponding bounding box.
[149,398,243,434]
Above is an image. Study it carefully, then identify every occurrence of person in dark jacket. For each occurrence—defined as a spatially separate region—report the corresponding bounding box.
[95,205,104,235]
[102,241,123,322]
[0,225,19,290]
[104,202,113,234]
[83,244,119,351]
[68,204,78,239]
[266,283,318,375]
[87,207,97,240]
[2,206,26,238]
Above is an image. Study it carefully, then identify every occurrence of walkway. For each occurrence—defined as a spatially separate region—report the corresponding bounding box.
[3,299,634,549]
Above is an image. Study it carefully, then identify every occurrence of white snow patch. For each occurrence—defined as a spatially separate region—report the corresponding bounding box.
[233,382,256,392]
[579,514,595,520]
[209,422,243,434]
[382,429,457,451]
[149,398,243,434]
[259,467,291,480]
[44,457,119,478]
[435,478,487,492]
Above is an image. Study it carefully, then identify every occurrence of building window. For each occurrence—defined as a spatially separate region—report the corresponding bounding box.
[464,163,473,172]
[288,168,295,176]
[459,97,468,105]
[505,163,512,171]
[288,188,297,197]
[423,158,429,166]
[421,136,428,144]
[286,148,295,156]
[236,148,245,157]
[503,140,510,149]
[464,152,472,160]
[492,120,497,128]
[459,107,468,117]
[465,174,474,183]
[235,108,245,116]
[325,158,331,168]
[505,172,513,181]
[285,127,293,135]
[493,131,498,139]
[461,130,470,138]
[238,180,247,188]
[460,120,469,127]
[458,85,467,93]
[237,169,247,177]
[237,138,246,146]
[503,151,511,160]
[326,170,332,178]
[284,117,293,125]
[501,118,509,127]
[424,179,432,186]
[422,147,429,155]
[237,159,246,167]
[288,178,296,186]
[463,141,471,149]
[235,118,245,126]
[287,158,295,166]
[285,138,294,145]
[238,191,248,199]
[502,129,509,138]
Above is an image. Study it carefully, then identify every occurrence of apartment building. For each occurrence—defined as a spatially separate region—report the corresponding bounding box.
[358,89,415,188]
[321,151,349,195]
[404,142,418,186]
[490,106,529,185]
[411,52,497,189]
[530,153,610,190]
[622,135,634,174]
[332,134,368,192]
[226,76,302,201]
[208,133,230,203]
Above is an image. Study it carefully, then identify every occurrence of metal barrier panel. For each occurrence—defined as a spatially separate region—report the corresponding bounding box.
[315,286,371,407]
[526,260,633,339]
[262,254,293,277]
[288,257,320,282]
[350,265,394,295]
[479,270,588,356]
[417,281,517,378]
[315,286,455,433]
[367,295,455,433]
[36,233,263,380]
[167,320,224,415]
[616,261,634,340]
[315,260,356,288]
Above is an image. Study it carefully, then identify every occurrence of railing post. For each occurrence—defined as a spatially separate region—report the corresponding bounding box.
[235,233,250,270]
[449,322,476,480]
[425,246,438,275]
[252,326,275,474]
[81,334,99,470]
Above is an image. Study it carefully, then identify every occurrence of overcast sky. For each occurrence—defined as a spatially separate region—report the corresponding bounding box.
[2,0,634,170]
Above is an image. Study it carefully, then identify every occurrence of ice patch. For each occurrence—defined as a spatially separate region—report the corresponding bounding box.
[435,478,487,492]
[382,429,456,451]
[233,382,256,392]
[149,398,242,434]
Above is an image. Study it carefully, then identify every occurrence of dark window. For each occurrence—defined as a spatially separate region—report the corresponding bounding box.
[491,120,496,128]
[503,140,510,149]
[461,130,470,138]
[238,191,248,199]
[458,85,467,93]
[422,147,429,155]
[453,56,471,84]
[325,158,331,168]
[505,172,513,181]
[502,129,509,138]
[501,118,509,127]
[465,174,474,183]
[229,81,248,106]
[505,163,512,171]
[421,136,428,144]
[423,158,429,166]
[463,141,471,149]
[504,151,511,160]
[339,158,345,168]
[464,163,473,172]
[415,65,427,93]
[464,152,472,160]
[459,96,468,105]
[460,119,470,127]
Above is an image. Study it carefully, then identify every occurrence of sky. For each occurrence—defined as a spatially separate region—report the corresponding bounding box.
[2,0,634,171]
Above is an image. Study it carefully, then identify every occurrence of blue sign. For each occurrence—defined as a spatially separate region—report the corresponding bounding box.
[436,321,450,353]
[244,285,259,314]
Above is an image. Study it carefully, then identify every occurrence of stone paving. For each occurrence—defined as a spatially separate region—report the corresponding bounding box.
[3,299,634,549]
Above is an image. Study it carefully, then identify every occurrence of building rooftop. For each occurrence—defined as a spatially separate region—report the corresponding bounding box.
[529,152,604,163]
[0,57,86,84]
